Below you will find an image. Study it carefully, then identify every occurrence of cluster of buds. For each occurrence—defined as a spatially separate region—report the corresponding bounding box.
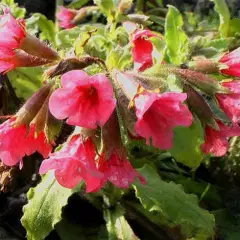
[1,10,240,193]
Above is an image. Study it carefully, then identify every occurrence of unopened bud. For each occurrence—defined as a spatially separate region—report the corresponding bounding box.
[173,68,229,96]
[189,58,218,74]
[14,49,53,68]
[20,34,59,61]
[14,83,53,127]
[185,84,219,130]
[102,110,125,158]
[45,57,106,78]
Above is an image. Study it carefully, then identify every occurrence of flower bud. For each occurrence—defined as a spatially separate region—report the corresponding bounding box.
[14,83,53,127]
[45,57,106,78]
[189,58,218,74]
[184,84,219,130]
[173,68,229,95]
[20,34,59,61]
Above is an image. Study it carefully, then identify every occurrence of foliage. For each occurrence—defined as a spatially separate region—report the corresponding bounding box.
[1,0,240,239]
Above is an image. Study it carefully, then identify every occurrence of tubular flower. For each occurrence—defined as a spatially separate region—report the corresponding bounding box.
[216,81,240,123]
[219,47,240,77]
[0,13,59,73]
[49,70,116,129]
[201,121,240,157]
[0,119,52,167]
[57,7,77,29]
[134,92,193,150]
[97,152,145,190]
[131,29,162,72]
[39,135,103,192]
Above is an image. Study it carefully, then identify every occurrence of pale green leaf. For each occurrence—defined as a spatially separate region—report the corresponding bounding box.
[165,5,189,64]
[210,0,230,37]
[21,172,76,240]
[106,46,132,71]
[104,205,139,240]
[133,165,215,239]
[170,119,204,169]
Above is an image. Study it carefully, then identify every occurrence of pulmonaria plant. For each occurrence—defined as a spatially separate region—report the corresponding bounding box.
[2,0,240,212]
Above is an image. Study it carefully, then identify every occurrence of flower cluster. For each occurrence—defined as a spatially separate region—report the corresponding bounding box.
[1,11,240,193]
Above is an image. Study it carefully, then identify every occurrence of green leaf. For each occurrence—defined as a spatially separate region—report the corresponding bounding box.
[94,0,115,22]
[26,13,56,46]
[21,172,76,240]
[170,119,204,169]
[229,18,240,37]
[165,5,189,64]
[68,0,90,8]
[133,165,215,239]
[213,209,240,240]
[106,46,132,71]
[1,0,26,18]
[104,205,139,240]
[7,67,43,100]
[210,0,230,37]
[57,27,81,49]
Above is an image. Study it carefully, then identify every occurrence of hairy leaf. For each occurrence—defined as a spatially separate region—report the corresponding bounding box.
[21,172,76,240]
[165,5,189,64]
[133,165,215,239]
[210,0,230,37]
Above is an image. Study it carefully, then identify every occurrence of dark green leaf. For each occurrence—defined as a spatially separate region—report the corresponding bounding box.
[133,165,215,239]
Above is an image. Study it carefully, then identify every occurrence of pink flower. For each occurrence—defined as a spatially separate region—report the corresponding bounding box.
[0,119,52,167]
[49,70,116,129]
[219,48,240,77]
[134,92,193,150]
[39,135,103,192]
[131,29,161,72]
[201,121,240,156]
[97,152,145,190]
[0,13,26,50]
[216,81,240,123]
[0,13,59,73]
[57,7,77,29]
